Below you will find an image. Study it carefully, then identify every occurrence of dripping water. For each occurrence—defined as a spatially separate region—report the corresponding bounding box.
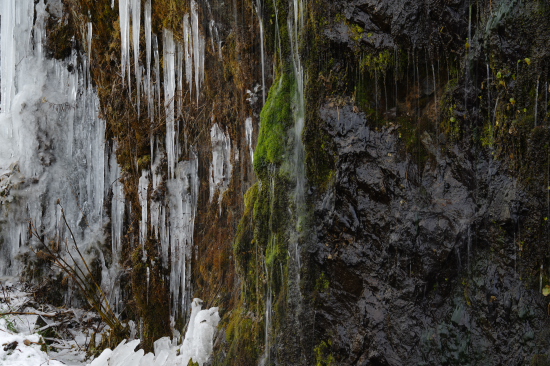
[535,75,539,127]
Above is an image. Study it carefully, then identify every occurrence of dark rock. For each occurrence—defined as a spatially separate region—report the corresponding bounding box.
[312,103,550,364]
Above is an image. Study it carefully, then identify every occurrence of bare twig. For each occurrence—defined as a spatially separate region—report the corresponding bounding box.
[28,202,126,339]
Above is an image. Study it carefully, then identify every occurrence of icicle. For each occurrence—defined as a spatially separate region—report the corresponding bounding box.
[110,149,125,260]
[119,0,131,92]
[87,22,93,62]
[145,0,153,120]
[177,42,184,118]
[131,0,141,113]
[245,117,254,163]
[139,170,149,255]
[191,0,204,103]
[166,157,199,319]
[209,123,233,203]
[183,14,193,98]
[163,28,177,178]
[153,34,161,117]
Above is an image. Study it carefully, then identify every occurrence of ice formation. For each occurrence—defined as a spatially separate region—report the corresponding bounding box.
[119,0,130,90]
[132,0,141,111]
[163,28,177,178]
[0,0,115,282]
[209,123,233,203]
[144,0,153,120]
[245,117,255,163]
[0,0,218,350]
[139,170,149,251]
[88,299,219,366]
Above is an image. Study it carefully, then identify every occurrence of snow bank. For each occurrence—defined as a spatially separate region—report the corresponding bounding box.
[88,299,220,366]
[0,327,66,366]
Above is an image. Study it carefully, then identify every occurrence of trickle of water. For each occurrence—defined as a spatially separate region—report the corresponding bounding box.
[487,64,491,122]
[288,0,306,272]
[467,226,471,275]
[259,288,272,366]
[540,264,544,294]
[255,0,266,105]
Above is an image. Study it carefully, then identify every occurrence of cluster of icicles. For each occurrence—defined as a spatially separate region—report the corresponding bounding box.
[0,0,230,350]
[117,0,233,319]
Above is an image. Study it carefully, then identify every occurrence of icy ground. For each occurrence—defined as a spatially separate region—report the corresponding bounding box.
[0,277,89,365]
[0,278,220,366]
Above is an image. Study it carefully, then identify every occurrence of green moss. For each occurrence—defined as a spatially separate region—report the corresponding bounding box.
[315,272,330,292]
[314,340,336,366]
[254,73,295,178]
[360,50,394,77]
[220,309,263,366]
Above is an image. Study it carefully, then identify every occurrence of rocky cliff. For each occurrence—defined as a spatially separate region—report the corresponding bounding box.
[2,0,550,364]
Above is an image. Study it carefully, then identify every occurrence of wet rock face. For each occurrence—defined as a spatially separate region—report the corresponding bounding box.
[331,0,468,49]
[312,105,550,365]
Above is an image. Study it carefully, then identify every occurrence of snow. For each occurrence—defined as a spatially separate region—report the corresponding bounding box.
[88,299,219,366]
[0,279,90,366]
[0,281,220,366]
[0,328,66,366]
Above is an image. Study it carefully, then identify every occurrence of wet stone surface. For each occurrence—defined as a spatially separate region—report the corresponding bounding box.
[312,104,550,365]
